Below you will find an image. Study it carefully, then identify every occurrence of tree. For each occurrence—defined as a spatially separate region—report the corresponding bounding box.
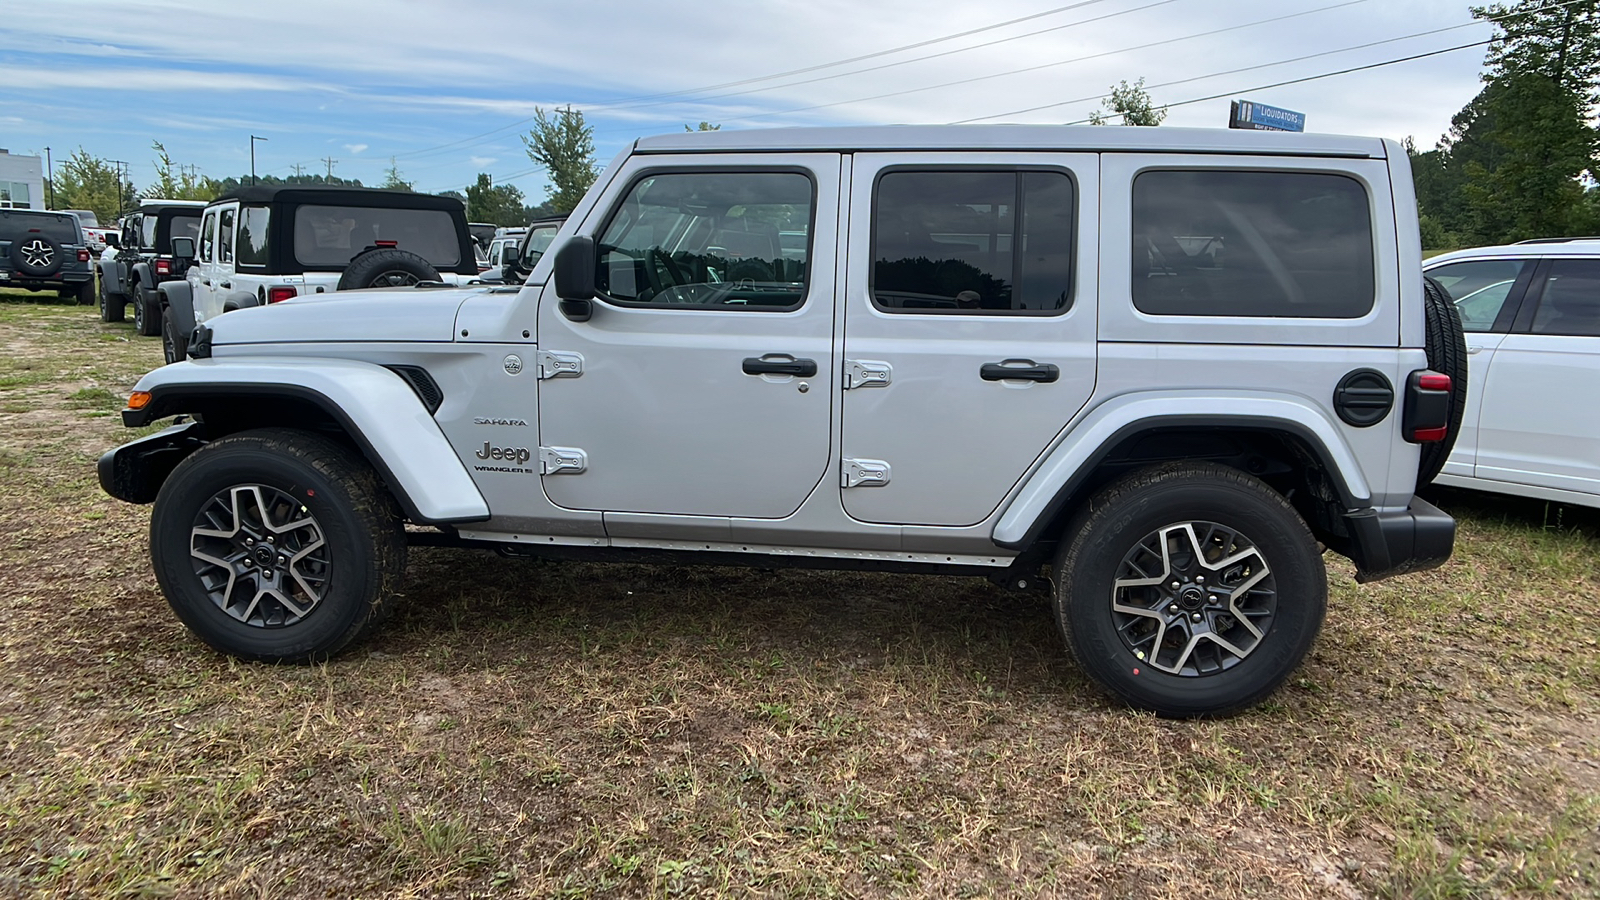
[145,141,221,202]
[1413,1,1599,244]
[522,105,598,214]
[684,121,721,132]
[464,173,526,226]
[380,158,414,192]
[48,149,131,221]
[1087,78,1167,126]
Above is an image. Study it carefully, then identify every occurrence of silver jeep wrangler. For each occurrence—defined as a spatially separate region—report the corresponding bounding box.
[100,126,1461,717]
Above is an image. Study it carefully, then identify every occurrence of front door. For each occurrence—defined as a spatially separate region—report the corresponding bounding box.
[536,155,841,518]
[189,208,220,322]
[839,154,1098,526]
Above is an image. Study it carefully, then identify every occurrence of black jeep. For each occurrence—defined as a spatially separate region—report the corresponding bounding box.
[0,209,95,304]
[98,200,207,335]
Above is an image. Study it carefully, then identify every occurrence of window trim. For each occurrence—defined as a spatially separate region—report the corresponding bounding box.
[868,164,1079,317]
[1129,166,1378,320]
[589,165,819,313]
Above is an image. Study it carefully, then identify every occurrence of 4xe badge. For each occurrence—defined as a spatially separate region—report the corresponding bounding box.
[503,354,523,376]
[476,442,531,465]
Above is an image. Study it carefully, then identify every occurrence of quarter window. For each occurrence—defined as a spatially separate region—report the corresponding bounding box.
[872,170,1074,314]
[1530,259,1600,337]
[237,206,270,267]
[218,208,236,264]
[199,211,216,262]
[1132,170,1375,318]
[1427,259,1527,332]
[595,171,812,308]
[140,215,158,250]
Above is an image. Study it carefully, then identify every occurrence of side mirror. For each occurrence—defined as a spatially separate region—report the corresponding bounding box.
[104,234,120,249]
[502,243,521,268]
[553,236,595,300]
[170,236,196,260]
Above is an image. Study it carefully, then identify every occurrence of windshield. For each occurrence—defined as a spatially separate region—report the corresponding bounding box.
[293,205,460,268]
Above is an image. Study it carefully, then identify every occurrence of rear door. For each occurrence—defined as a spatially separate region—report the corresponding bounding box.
[838,153,1098,526]
[188,208,219,321]
[1473,257,1600,496]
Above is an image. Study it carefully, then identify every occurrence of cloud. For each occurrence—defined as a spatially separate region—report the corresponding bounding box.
[344,143,368,154]
[469,156,496,167]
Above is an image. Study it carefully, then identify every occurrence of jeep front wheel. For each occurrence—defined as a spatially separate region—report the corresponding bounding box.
[99,275,125,322]
[161,307,186,364]
[1054,461,1326,717]
[149,429,406,662]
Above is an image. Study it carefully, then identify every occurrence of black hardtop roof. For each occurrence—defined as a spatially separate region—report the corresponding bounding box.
[213,185,465,212]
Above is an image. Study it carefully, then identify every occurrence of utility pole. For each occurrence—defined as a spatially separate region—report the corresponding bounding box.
[44,146,53,209]
[109,159,129,218]
[291,163,306,178]
[249,135,268,185]
[322,156,337,179]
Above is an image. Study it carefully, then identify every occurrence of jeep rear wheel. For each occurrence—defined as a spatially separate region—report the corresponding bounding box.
[99,275,125,322]
[134,290,161,336]
[162,306,186,364]
[75,279,94,306]
[1054,461,1326,717]
[150,429,406,662]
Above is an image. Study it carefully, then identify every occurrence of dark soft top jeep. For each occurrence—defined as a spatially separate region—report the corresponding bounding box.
[99,199,208,336]
[0,208,95,304]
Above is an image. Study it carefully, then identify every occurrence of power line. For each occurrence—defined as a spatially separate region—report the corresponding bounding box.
[699,0,1372,128]
[388,0,1134,162]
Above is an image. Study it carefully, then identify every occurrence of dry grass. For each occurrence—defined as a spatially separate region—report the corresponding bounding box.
[0,291,1596,898]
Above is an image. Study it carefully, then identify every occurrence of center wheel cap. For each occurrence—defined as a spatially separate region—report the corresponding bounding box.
[1178,585,1206,610]
[253,546,278,569]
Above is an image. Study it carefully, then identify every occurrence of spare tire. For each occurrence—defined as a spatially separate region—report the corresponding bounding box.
[1418,275,1467,486]
[336,247,440,291]
[12,236,63,277]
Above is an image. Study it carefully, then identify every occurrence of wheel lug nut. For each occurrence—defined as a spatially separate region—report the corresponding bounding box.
[1168,604,1179,614]
[1209,594,1219,603]
[245,538,255,546]
[1194,575,1205,584]
[1169,580,1181,590]
[1191,613,1202,622]
[266,536,275,544]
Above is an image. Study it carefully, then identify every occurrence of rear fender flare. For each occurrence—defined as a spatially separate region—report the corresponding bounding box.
[993,391,1372,550]
[123,357,489,524]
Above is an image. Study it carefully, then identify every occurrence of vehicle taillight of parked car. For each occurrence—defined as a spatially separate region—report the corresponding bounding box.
[1403,370,1452,442]
[266,286,297,303]
[77,248,90,262]
[155,259,171,275]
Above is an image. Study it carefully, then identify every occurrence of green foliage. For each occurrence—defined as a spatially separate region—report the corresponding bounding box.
[1087,78,1167,126]
[144,142,220,202]
[212,173,364,193]
[684,121,722,132]
[464,173,526,226]
[1413,1,1599,244]
[48,149,132,221]
[380,158,414,192]
[521,105,598,214]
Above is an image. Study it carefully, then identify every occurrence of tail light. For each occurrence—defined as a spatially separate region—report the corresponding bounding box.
[77,248,90,262]
[155,259,171,275]
[375,240,397,248]
[1403,369,1451,443]
[266,286,297,304]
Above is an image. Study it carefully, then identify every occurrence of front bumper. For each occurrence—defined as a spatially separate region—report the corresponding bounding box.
[98,421,207,504]
[1345,496,1455,583]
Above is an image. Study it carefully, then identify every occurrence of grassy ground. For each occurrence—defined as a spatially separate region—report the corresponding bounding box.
[0,290,1596,898]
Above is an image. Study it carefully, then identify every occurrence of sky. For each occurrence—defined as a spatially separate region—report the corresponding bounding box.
[1,0,1501,203]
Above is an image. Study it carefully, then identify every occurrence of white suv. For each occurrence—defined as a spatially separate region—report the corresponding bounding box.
[1425,239,1600,507]
[101,125,1459,717]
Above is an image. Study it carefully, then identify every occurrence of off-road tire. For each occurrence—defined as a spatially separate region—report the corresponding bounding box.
[135,290,162,336]
[75,279,95,306]
[336,247,440,291]
[150,428,407,662]
[1054,461,1327,718]
[11,235,63,277]
[162,306,187,364]
[1418,275,1468,485]
[99,274,125,322]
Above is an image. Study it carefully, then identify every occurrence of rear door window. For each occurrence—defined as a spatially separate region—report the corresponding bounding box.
[872,169,1074,314]
[1529,259,1600,337]
[3,213,80,243]
[1131,170,1374,318]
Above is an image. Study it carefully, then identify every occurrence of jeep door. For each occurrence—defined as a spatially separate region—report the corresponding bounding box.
[536,155,840,518]
[188,208,219,321]
[839,155,1098,526]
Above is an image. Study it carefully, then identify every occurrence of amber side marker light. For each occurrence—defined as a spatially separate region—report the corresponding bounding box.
[128,391,152,410]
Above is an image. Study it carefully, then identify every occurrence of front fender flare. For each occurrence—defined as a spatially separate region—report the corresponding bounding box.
[992,391,1372,550]
[121,357,490,524]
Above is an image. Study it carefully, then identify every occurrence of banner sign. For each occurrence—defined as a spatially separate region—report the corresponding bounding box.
[1229,100,1306,133]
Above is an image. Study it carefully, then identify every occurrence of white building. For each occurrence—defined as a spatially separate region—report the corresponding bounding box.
[0,148,45,209]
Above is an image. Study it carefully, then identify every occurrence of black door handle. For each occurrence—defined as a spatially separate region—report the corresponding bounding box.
[219,281,231,289]
[981,360,1059,383]
[743,356,817,377]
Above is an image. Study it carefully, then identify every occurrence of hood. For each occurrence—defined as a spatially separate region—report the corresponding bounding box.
[208,285,487,346]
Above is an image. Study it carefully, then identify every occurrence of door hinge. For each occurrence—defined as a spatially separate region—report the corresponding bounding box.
[537,350,584,380]
[539,446,587,475]
[841,458,891,488]
[843,359,891,390]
